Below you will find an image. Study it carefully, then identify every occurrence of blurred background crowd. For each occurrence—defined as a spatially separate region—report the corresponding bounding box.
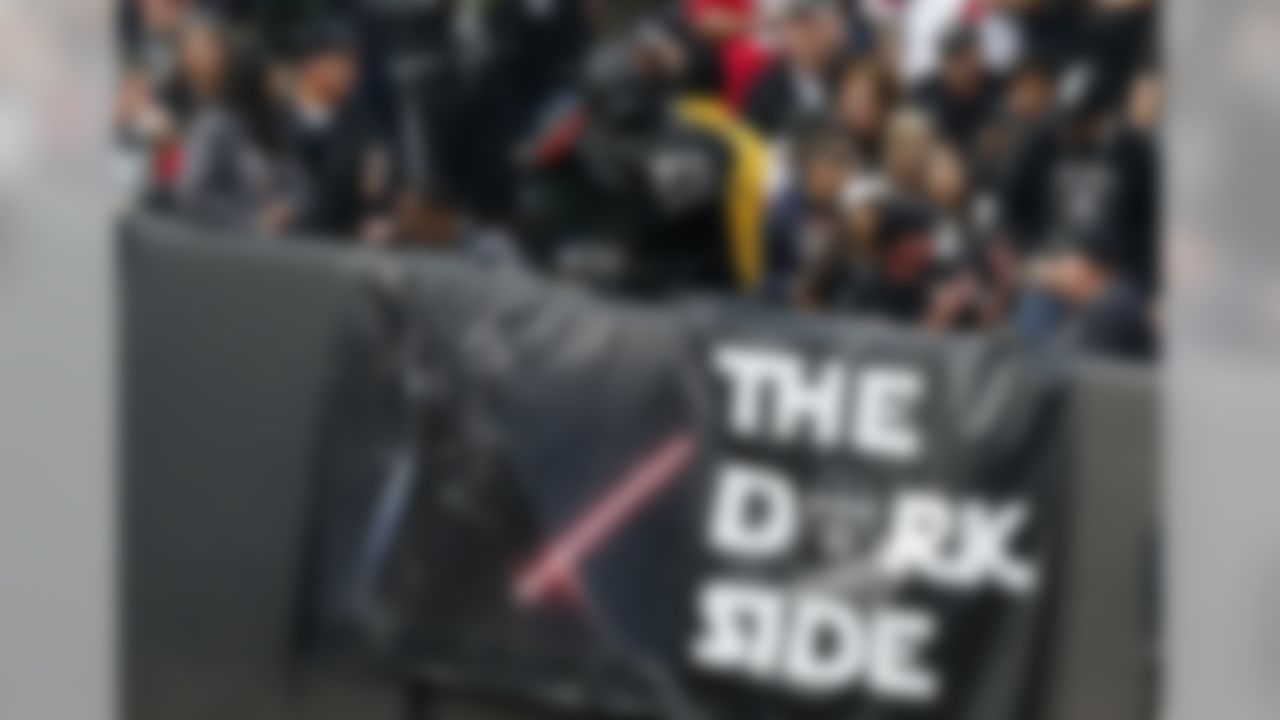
[115,0,1159,360]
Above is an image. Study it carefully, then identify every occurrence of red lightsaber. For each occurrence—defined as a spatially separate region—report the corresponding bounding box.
[514,431,698,607]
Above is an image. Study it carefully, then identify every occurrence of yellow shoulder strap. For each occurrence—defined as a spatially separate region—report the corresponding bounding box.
[677,96,769,294]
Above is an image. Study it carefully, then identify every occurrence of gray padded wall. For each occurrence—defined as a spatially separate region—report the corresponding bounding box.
[121,216,401,720]
[121,216,1157,720]
[1051,363,1158,720]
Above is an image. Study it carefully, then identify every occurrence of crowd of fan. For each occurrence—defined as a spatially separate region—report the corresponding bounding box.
[116,0,1159,360]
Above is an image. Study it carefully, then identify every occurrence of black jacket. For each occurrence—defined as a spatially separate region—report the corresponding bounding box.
[744,60,835,137]
[286,103,384,238]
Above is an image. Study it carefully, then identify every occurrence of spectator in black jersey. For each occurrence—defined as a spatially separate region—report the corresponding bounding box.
[744,0,847,137]
[283,21,391,240]
[914,25,1002,148]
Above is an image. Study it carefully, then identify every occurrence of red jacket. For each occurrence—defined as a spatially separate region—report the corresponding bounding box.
[685,0,772,110]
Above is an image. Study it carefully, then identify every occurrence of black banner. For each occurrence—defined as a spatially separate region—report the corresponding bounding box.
[677,307,1067,720]
[303,261,1067,720]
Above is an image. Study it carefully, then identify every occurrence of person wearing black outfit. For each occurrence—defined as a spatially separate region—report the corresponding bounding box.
[743,0,847,137]
[1106,66,1160,293]
[766,126,859,303]
[383,0,593,223]
[1018,223,1155,360]
[913,25,1002,148]
[284,21,391,240]
[814,196,932,323]
[997,60,1117,253]
[522,42,763,296]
